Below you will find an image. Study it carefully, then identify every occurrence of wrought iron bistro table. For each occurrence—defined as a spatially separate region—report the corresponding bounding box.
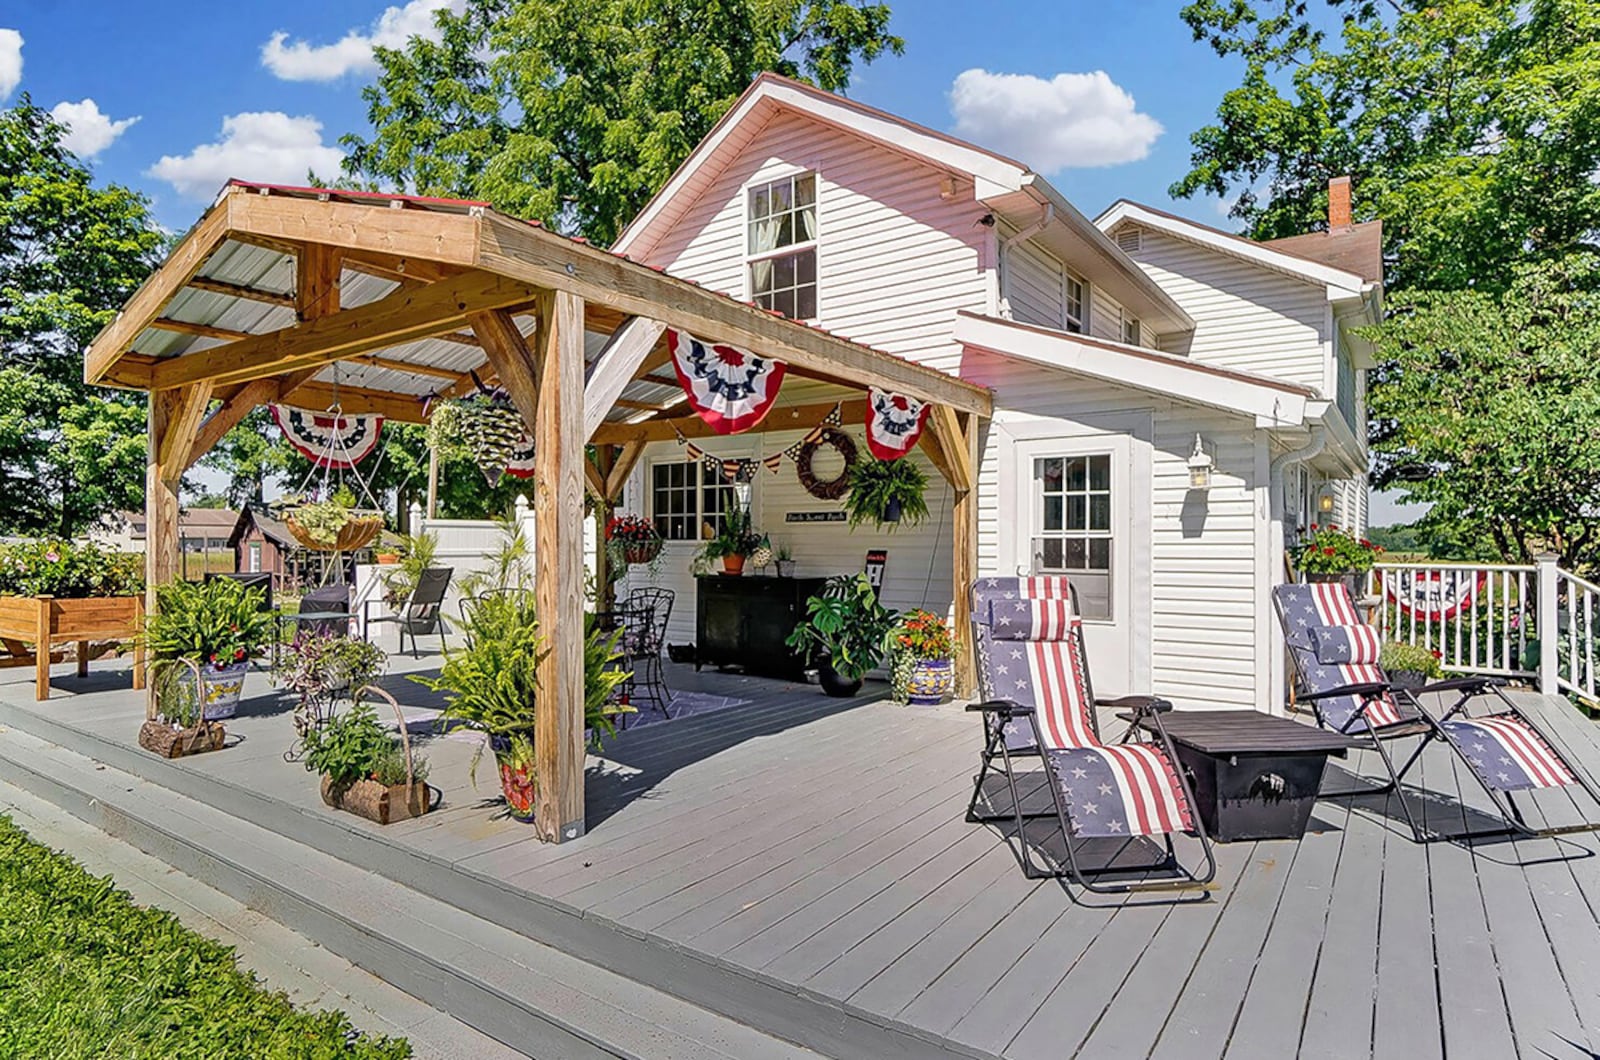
[1121,710,1365,841]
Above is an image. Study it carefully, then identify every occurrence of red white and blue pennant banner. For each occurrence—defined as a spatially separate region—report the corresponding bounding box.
[668,328,787,435]
[271,405,383,468]
[673,403,845,480]
[1384,569,1486,621]
[864,388,930,461]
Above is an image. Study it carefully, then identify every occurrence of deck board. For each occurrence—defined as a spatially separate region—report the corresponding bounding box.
[10,658,1600,1059]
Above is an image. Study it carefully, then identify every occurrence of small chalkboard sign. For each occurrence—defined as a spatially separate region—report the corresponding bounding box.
[785,511,846,523]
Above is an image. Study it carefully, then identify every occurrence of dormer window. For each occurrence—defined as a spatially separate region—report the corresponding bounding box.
[747,173,817,320]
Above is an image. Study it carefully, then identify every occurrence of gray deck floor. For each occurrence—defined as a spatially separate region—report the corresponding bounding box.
[8,654,1600,1059]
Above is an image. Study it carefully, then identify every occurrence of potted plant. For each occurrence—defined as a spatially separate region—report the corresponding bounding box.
[281,485,385,553]
[1380,641,1444,691]
[885,609,959,706]
[785,573,899,697]
[143,578,276,721]
[138,657,227,758]
[300,686,433,824]
[606,513,664,570]
[274,627,387,745]
[1293,524,1383,601]
[844,457,930,531]
[414,592,630,822]
[0,539,146,701]
[381,530,438,606]
[773,542,795,578]
[697,507,762,576]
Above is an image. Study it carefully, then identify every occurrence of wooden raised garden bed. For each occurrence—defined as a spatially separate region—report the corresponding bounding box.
[0,595,145,701]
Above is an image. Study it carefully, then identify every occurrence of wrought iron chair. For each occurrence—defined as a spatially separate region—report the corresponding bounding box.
[623,587,674,712]
[1274,581,1600,842]
[966,576,1216,893]
[364,567,453,657]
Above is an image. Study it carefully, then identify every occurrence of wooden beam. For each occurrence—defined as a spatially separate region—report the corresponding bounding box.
[927,405,974,491]
[146,383,210,705]
[185,276,294,308]
[156,383,215,472]
[583,461,607,499]
[474,211,993,416]
[296,243,342,322]
[606,439,646,502]
[150,318,252,342]
[148,271,536,391]
[591,397,867,446]
[583,316,667,441]
[468,309,540,429]
[532,289,587,843]
[188,378,276,469]
[918,417,957,488]
[86,203,230,384]
[341,249,468,286]
[951,413,981,697]
[432,330,483,348]
[221,190,990,416]
[350,353,474,383]
[284,381,429,423]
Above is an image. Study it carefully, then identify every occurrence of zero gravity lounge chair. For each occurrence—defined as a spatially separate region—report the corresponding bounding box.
[966,576,1216,893]
[1274,581,1600,842]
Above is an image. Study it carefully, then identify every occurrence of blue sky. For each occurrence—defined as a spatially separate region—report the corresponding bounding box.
[0,1,1251,233]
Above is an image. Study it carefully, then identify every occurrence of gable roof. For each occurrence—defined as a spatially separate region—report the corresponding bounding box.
[1263,221,1383,285]
[1095,200,1374,296]
[612,73,1192,335]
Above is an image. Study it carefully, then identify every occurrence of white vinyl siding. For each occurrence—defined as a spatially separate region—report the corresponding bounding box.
[639,110,992,375]
[967,347,1268,711]
[1121,227,1332,391]
[1002,235,1085,333]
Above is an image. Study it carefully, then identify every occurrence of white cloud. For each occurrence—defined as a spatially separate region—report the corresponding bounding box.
[948,69,1163,172]
[50,99,140,158]
[147,112,344,200]
[0,29,22,99]
[261,0,465,81]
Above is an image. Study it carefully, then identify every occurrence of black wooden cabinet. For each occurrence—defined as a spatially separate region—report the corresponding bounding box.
[695,574,827,681]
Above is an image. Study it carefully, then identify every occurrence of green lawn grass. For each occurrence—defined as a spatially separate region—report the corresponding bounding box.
[0,814,410,1059]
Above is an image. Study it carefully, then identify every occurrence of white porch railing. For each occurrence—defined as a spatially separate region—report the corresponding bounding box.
[1371,554,1598,700]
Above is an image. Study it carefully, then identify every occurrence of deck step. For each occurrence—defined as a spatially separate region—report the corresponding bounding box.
[0,699,989,1060]
[0,724,823,1060]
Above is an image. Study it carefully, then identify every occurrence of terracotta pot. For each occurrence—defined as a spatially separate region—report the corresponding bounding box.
[375,552,399,565]
[906,658,954,705]
[722,554,746,576]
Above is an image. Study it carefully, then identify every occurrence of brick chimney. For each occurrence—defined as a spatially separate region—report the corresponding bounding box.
[1327,175,1352,231]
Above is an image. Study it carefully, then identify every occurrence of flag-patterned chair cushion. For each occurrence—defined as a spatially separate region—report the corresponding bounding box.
[1274,583,1411,732]
[1310,623,1384,665]
[1050,745,1195,837]
[1440,716,1576,791]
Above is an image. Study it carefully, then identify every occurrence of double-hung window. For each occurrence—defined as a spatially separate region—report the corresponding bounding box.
[1121,312,1140,346]
[747,172,818,321]
[651,460,736,542]
[1064,273,1086,334]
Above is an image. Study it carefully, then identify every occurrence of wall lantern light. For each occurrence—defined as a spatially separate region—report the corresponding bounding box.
[1187,434,1214,490]
[1318,490,1336,515]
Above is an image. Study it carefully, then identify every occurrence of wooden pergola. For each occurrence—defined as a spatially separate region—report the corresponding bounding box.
[86,181,993,842]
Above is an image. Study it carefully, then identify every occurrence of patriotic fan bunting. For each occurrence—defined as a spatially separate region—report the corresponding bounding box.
[668,329,787,435]
[271,405,383,468]
[1384,569,1486,622]
[864,388,930,461]
[504,433,537,479]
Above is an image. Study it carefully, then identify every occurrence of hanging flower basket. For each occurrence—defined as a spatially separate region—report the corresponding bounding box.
[284,512,385,553]
[624,538,663,565]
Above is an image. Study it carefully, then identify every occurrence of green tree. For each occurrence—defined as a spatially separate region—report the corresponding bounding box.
[340,0,903,245]
[1176,1,1600,563]
[0,97,164,535]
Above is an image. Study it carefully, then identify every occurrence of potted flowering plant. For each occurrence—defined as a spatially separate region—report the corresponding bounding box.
[1380,641,1444,691]
[697,507,763,576]
[885,609,959,705]
[606,513,664,569]
[0,539,146,701]
[144,578,276,721]
[1293,524,1383,601]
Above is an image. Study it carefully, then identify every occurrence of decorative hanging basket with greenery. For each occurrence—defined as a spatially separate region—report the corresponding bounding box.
[844,456,930,531]
[606,513,663,566]
[279,486,385,553]
[431,391,526,484]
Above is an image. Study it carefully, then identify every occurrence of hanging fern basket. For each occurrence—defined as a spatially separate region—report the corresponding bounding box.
[284,512,386,553]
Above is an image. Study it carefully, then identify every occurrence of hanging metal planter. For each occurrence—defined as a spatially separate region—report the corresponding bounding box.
[436,391,526,484]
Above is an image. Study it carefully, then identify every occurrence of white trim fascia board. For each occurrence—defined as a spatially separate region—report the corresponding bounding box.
[1312,400,1367,476]
[1097,201,1370,294]
[955,312,1310,426]
[1009,177,1194,334]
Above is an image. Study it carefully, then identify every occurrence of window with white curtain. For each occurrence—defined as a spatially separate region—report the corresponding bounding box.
[747,172,818,320]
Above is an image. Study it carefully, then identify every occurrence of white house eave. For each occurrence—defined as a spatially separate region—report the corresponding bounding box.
[1096,201,1371,295]
[954,312,1312,426]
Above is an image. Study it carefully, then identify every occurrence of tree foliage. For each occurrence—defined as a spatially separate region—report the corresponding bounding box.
[0,98,164,536]
[1177,1,1600,563]
[340,0,903,245]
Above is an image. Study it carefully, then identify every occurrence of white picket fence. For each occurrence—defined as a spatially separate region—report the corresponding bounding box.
[1371,555,1600,700]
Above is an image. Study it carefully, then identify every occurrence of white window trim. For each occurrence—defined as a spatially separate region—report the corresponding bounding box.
[1064,271,1087,334]
[645,453,754,542]
[743,170,821,323]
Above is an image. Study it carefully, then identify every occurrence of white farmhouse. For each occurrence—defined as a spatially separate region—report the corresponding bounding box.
[610,74,1380,712]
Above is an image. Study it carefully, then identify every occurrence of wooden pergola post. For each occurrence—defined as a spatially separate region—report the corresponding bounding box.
[145,382,212,703]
